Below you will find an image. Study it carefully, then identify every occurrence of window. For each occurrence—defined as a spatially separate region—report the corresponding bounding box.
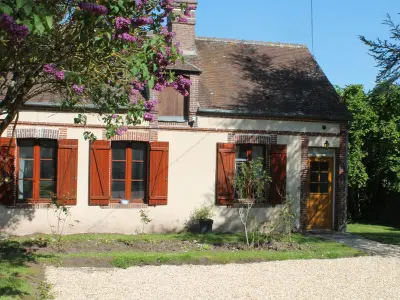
[158,86,188,121]
[18,139,57,201]
[309,160,331,194]
[111,142,147,201]
[234,144,266,202]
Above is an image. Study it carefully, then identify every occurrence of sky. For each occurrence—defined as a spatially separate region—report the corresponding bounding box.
[195,0,398,91]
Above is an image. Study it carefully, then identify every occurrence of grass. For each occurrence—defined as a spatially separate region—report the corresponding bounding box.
[347,223,400,245]
[33,233,363,268]
[0,261,34,299]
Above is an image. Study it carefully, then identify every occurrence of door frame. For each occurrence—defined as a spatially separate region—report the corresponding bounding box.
[306,153,335,230]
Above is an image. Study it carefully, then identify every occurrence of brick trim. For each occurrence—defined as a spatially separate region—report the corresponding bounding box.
[106,131,150,142]
[9,128,61,139]
[9,121,342,137]
[227,133,277,144]
[335,125,347,232]
[299,136,309,232]
[101,203,148,209]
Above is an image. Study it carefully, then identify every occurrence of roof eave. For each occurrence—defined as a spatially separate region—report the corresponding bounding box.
[197,108,352,122]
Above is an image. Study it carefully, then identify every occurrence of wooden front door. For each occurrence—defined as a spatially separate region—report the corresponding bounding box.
[307,157,334,230]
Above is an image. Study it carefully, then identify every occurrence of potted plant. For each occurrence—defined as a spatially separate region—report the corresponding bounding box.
[193,204,215,234]
[233,157,271,204]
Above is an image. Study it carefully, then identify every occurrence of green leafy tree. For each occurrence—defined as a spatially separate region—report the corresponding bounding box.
[339,83,400,223]
[360,14,400,83]
[0,0,194,138]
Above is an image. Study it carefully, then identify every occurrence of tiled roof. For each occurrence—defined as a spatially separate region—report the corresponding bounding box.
[188,37,350,121]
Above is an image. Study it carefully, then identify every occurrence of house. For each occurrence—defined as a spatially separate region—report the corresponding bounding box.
[0,0,350,234]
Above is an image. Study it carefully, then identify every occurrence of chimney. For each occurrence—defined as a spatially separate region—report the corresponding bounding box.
[169,0,198,56]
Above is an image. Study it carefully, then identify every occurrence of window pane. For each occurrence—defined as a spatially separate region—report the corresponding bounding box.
[40,180,55,198]
[310,172,319,182]
[131,181,145,199]
[132,143,146,161]
[112,181,125,199]
[320,183,329,193]
[19,160,33,178]
[236,145,247,160]
[320,162,329,171]
[18,180,32,199]
[310,183,319,193]
[310,162,319,172]
[132,162,145,180]
[320,173,329,183]
[40,140,56,159]
[19,140,34,158]
[252,145,264,161]
[112,162,126,179]
[40,160,56,179]
[112,142,127,160]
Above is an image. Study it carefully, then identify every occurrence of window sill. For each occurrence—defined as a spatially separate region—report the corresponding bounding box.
[226,202,280,208]
[158,116,188,123]
[101,203,148,209]
[6,203,55,209]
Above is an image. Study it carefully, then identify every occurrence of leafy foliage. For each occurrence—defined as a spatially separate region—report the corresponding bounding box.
[339,83,400,224]
[0,0,192,138]
[360,14,400,83]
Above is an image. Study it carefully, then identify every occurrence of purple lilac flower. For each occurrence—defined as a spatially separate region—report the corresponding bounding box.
[144,100,157,111]
[131,17,154,27]
[184,6,196,17]
[130,88,139,95]
[131,98,138,105]
[154,83,165,91]
[131,81,145,91]
[43,64,57,74]
[169,75,192,96]
[9,24,29,40]
[160,26,169,35]
[0,14,29,41]
[115,126,128,136]
[117,33,137,42]
[115,17,131,29]
[55,71,65,81]
[79,3,108,15]
[176,17,188,23]
[135,0,147,9]
[0,14,14,29]
[143,113,154,122]
[72,84,85,94]
[112,114,118,119]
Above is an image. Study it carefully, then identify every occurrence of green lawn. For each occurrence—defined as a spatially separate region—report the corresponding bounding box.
[33,233,363,268]
[347,223,400,245]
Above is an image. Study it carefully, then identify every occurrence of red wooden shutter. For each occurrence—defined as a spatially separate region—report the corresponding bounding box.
[89,140,110,206]
[149,142,169,206]
[57,139,78,205]
[0,138,16,206]
[269,145,287,205]
[216,143,235,205]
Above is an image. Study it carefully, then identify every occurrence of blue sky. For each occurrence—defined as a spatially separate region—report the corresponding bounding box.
[195,0,398,91]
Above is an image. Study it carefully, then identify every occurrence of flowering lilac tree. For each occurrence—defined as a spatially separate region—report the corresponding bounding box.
[0,0,193,139]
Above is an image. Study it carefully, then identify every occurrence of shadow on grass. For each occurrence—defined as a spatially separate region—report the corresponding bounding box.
[0,239,55,298]
[351,232,400,245]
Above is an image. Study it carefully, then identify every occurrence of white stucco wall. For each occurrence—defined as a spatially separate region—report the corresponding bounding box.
[0,111,342,235]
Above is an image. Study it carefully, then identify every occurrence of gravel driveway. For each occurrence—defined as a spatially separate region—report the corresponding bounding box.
[46,257,400,300]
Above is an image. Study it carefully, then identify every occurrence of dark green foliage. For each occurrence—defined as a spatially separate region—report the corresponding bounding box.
[339,84,400,225]
[360,14,400,83]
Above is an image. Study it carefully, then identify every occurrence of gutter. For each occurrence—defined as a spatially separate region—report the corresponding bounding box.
[197,108,352,122]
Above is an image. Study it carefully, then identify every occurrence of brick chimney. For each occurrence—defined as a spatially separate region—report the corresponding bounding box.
[169,0,198,55]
